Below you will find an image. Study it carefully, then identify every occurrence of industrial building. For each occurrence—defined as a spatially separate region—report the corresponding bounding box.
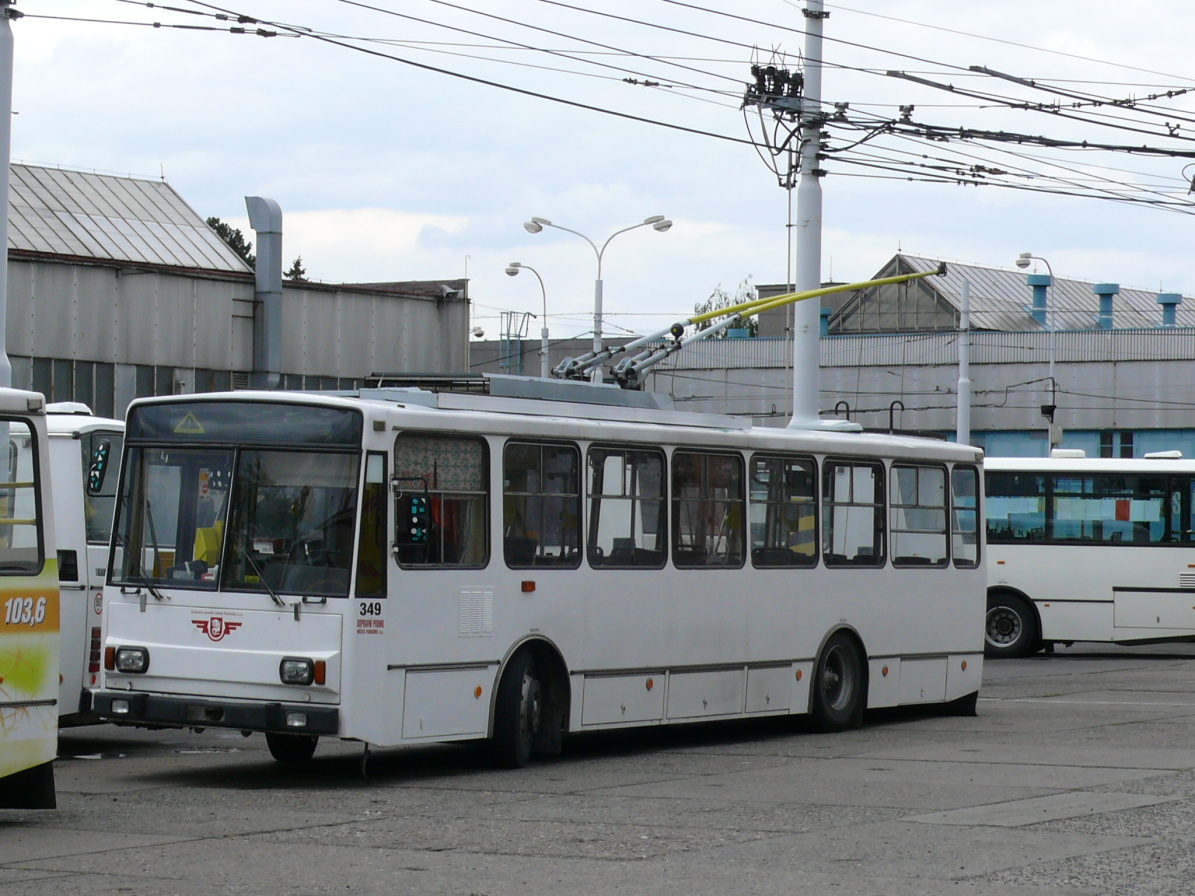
[470,252,1195,457]
[649,254,1195,457]
[5,163,470,416]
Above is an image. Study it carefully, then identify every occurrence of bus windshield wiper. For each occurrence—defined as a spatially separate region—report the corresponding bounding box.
[136,568,167,602]
[240,538,285,607]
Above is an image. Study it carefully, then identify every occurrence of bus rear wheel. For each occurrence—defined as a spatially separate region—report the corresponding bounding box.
[491,651,542,769]
[265,732,318,763]
[985,593,1039,659]
[812,633,864,732]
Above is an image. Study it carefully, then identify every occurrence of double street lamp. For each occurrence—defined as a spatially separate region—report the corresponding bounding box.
[524,215,672,383]
[1016,251,1057,436]
[504,262,549,378]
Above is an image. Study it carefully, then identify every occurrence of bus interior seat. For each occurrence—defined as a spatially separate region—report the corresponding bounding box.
[193,521,224,565]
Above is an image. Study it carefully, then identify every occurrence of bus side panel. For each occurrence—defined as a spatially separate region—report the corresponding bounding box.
[1114,588,1195,637]
[580,672,665,727]
[48,439,90,722]
[665,668,746,720]
[399,666,495,741]
[0,563,60,804]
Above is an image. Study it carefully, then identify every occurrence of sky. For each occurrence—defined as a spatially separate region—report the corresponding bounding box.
[12,1,1195,345]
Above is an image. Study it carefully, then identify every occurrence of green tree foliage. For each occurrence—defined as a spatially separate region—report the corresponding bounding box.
[206,216,255,267]
[693,277,758,337]
[284,256,308,281]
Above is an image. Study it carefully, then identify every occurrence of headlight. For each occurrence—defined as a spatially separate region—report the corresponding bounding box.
[280,657,315,685]
[114,647,150,673]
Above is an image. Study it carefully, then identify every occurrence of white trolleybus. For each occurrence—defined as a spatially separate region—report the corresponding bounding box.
[92,379,985,766]
[985,452,1195,657]
[0,388,60,808]
[45,404,124,725]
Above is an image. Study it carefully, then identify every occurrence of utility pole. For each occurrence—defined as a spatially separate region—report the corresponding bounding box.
[0,1,19,388]
[742,2,857,430]
[790,0,855,430]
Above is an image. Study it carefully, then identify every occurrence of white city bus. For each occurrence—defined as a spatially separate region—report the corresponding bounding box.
[985,453,1195,657]
[0,388,60,808]
[93,381,984,766]
[45,405,124,725]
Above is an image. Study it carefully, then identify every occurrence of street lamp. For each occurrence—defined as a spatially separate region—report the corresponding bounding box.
[524,215,672,383]
[1015,251,1057,437]
[505,262,550,379]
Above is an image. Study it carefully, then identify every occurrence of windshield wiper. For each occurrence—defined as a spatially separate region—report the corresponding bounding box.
[141,500,167,600]
[240,537,285,607]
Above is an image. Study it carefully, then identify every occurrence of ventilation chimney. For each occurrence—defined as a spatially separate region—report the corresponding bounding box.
[246,196,283,389]
[1026,273,1051,328]
[1093,283,1118,330]
[1157,292,1182,328]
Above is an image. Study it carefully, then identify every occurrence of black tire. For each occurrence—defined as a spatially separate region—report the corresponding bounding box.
[984,592,1039,659]
[491,651,542,769]
[812,632,865,732]
[265,732,318,763]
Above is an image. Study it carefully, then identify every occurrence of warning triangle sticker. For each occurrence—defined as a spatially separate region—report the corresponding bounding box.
[174,412,205,434]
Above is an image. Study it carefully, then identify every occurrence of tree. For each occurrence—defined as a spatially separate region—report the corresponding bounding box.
[206,216,255,267]
[284,256,308,281]
[693,276,758,337]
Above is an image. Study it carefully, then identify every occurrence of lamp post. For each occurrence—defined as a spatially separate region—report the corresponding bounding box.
[524,215,672,383]
[505,262,549,379]
[1015,252,1057,442]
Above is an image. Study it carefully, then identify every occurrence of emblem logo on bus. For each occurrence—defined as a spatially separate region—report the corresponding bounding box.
[193,616,242,642]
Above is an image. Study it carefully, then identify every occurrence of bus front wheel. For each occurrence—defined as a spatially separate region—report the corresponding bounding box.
[491,651,542,769]
[985,593,1039,659]
[811,633,864,732]
[265,732,318,763]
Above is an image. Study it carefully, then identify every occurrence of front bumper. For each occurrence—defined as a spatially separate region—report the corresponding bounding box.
[92,692,339,735]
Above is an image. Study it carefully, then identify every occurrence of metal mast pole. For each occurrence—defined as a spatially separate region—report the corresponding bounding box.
[956,279,971,445]
[0,1,18,388]
[790,0,855,430]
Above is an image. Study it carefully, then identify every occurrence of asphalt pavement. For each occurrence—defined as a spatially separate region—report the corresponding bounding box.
[4,643,1195,895]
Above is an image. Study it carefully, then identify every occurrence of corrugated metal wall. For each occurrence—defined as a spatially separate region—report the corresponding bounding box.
[645,329,1195,434]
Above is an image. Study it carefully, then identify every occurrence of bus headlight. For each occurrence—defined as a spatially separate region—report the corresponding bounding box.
[114,647,150,673]
[280,657,315,685]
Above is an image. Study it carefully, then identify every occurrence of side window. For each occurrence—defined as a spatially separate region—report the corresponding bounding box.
[82,430,125,545]
[951,465,981,567]
[671,451,745,568]
[1166,476,1195,545]
[503,442,581,569]
[587,446,666,568]
[0,419,45,574]
[890,464,948,567]
[393,434,488,568]
[823,460,885,567]
[356,453,387,597]
[985,471,1044,542]
[749,455,817,568]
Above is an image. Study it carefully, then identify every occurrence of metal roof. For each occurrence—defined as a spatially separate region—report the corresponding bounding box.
[898,254,1195,330]
[7,163,252,274]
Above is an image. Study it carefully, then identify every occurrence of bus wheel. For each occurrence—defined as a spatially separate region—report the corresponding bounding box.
[985,593,1039,659]
[491,651,542,769]
[812,633,864,732]
[265,732,318,763]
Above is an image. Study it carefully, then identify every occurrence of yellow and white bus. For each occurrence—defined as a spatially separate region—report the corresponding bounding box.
[986,453,1195,657]
[0,388,59,808]
[93,382,984,766]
